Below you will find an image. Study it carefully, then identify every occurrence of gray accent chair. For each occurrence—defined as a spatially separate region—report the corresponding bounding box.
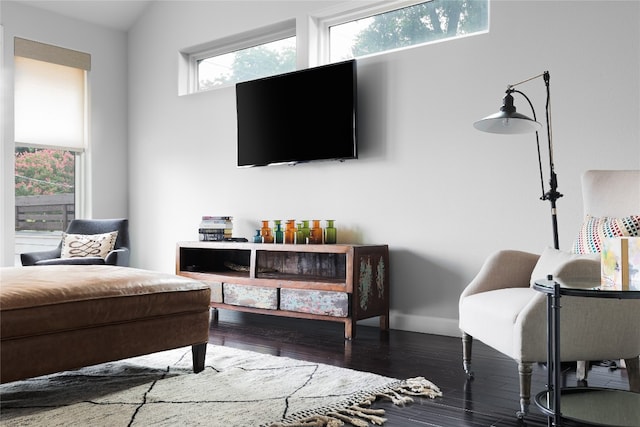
[458,170,640,418]
[21,218,130,267]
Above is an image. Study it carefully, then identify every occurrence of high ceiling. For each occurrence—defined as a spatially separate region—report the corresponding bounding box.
[16,0,153,32]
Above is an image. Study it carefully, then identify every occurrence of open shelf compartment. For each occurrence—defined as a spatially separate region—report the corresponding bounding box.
[179,247,251,277]
[256,250,346,283]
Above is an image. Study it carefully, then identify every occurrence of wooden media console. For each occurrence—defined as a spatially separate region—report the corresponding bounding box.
[176,241,389,339]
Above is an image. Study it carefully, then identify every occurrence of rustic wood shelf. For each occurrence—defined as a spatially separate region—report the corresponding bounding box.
[176,241,389,339]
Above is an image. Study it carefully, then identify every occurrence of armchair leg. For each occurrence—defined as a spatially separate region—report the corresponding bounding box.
[625,356,640,392]
[461,332,474,378]
[576,360,589,381]
[516,362,533,419]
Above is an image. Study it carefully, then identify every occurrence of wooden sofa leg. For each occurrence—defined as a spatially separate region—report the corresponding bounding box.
[192,343,207,373]
[625,356,640,392]
[462,332,474,378]
[517,362,533,419]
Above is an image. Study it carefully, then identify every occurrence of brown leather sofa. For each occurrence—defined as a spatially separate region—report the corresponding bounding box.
[0,265,211,384]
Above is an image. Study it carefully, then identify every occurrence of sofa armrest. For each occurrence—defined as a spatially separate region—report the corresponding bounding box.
[461,250,540,300]
[35,257,106,266]
[105,248,130,267]
[20,248,62,266]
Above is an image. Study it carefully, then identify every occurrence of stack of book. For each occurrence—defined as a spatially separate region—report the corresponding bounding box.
[199,216,233,241]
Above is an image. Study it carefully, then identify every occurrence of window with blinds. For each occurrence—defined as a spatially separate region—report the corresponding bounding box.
[13,38,91,248]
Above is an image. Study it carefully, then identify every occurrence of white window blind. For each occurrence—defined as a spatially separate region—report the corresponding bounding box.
[14,38,90,151]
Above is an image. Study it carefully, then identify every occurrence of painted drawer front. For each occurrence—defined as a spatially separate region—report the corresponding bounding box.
[206,281,223,303]
[223,283,277,309]
[280,289,348,317]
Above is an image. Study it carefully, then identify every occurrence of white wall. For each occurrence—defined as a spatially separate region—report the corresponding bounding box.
[128,0,639,336]
[1,1,129,265]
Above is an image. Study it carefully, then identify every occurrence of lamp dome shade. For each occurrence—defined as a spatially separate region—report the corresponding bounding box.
[473,92,542,134]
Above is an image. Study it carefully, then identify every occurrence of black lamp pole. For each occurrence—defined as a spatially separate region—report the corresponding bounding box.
[540,72,562,250]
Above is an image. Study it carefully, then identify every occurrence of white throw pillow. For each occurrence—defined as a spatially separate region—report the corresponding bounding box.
[61,231,118,259]
[530,247,599,287]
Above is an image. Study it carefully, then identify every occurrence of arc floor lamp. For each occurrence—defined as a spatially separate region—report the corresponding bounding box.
[473,71,563,250]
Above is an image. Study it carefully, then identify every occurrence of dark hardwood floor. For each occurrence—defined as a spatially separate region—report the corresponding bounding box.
[208,310,633,427]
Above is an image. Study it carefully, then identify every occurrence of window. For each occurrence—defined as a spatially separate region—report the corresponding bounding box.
[323,0,489,62]
[13,38,89,264]
[183,20,296,93]
[181,2,488,93]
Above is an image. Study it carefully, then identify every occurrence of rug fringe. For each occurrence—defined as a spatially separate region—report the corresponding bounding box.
[266,377,442,427]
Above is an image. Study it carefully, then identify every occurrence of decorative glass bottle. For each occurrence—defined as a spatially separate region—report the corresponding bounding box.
[284,219,296,244]
[274,220,283,244]
[260,220,274,244]
[302,220,311,244]
[253,229,262,243]
[295,223,305,244]
[309,220,323,244]
[324,220,337,244]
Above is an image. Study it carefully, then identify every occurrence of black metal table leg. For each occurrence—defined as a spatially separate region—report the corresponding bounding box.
[545,289,553,427]
[551,282,562,426]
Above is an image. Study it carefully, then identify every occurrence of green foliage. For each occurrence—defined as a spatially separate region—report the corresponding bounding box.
[15,148,75,196]
[353,0,488,57]
[200,44,296,90]
[231,45,296,83]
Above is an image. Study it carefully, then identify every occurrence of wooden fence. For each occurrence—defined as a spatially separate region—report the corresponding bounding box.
[15,194,75,231]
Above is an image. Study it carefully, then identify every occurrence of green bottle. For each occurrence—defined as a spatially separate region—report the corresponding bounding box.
[302,220,310,244]
[324,220,336,244]
[296,223,305,244]
[274,220,283,244]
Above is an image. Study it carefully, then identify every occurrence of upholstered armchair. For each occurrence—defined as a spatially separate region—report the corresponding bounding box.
[458,170,640,418]
[21,218,130,267]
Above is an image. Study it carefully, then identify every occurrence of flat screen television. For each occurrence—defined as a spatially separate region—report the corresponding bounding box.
[235,59,357,167]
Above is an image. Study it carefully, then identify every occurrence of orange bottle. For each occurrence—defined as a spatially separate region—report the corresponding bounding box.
[309,220,323,244]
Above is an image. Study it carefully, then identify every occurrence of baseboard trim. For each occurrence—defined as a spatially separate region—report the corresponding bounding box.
[358,313,460,338]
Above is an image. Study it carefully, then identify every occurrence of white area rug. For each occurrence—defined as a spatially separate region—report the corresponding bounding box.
[0,344,441,426]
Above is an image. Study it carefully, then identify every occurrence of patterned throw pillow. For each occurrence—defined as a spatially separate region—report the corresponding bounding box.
[572,215,640,254]
[61,231,118,259]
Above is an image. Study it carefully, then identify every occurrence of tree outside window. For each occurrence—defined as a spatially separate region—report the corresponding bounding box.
[330,0,489,61]
[15,148,75,196]
[14,148,76,233]
[197,37,296,90]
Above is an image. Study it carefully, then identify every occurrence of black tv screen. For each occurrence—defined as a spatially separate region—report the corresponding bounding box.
[235,59,357,167]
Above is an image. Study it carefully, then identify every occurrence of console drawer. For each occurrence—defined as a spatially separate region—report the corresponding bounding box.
[280,288,348,317]
[223,283,277,309]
